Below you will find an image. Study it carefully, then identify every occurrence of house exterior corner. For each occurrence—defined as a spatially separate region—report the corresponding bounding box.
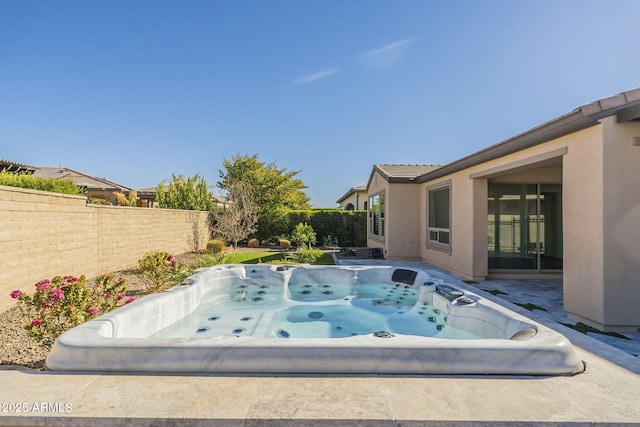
[373,88,640,332]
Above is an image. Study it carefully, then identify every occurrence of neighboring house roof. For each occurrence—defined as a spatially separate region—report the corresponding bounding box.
[336,184,366,204]
[33,167,134,192]
[212,194,227,205]
[366,164,442,192]
[136,187,158,199]
[415,87,640,184]
[0,158,37,173]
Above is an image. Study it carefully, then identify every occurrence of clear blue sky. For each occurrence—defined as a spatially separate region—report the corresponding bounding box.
[2,1,639,207]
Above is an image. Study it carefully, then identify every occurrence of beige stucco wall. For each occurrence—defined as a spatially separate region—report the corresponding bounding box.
[600,116,640,330]
[366,172,423,259]
[418,127,598,280]
[0,185,209,312]
[562,116,640,332]
[365,116,639,331]
[410,119,640,331]
[561,125,607,328]
[384,183,422,259]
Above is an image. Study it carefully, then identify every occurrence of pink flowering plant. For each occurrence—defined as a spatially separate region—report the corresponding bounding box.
[10,274,132,348]
[138,251,182,292]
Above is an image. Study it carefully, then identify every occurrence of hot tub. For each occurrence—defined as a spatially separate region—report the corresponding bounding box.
[46,265,584,375]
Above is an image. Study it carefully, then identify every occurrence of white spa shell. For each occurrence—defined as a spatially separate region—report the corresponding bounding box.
[46,265,584,375]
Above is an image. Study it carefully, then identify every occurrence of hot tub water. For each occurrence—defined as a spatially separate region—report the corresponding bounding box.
[151,280,476,340]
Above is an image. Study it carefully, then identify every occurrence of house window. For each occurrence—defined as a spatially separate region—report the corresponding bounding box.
[368,192,385,239]
[427,184,450,248]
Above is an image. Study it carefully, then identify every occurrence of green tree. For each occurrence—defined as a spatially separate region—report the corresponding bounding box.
[290,222,317,249]
[217,154,310,241]
[156,174,213,211]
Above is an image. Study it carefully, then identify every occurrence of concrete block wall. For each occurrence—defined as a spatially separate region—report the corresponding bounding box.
[0,185,210,312]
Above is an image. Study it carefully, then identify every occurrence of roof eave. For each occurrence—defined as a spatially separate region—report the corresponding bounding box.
[336,186,367,203]
[415,87,640,184]
[416,108,595,183]
[387,177,420,184]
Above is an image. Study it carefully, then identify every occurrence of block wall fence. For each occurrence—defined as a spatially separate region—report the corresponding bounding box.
[0,185,210,312]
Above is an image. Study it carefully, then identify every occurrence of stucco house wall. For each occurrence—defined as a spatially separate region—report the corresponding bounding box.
[338,192,365,210]
[337,184,367,210]
[599,116,640,331]
[384,182,422,259]
[419,128,591,277]
[366,88,640,331]
[415,116,640,332]
[561,124,607,329]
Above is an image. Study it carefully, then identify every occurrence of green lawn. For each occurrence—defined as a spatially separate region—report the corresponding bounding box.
[224,251,335,265]
[224,252,287,264]
[314,253,335,265]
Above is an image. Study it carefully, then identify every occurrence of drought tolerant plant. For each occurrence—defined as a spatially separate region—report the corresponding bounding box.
[286,247,324,264]
[248,238,259,248]
[10,275,132,348]
[191,253,228,270]
[170,252,229,284]
[207,239,226,254]
[138,251,182,292]
[279,239,291,250]
[114,190,138,206]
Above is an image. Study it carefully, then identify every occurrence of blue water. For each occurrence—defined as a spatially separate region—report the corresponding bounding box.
[151,279,479,340]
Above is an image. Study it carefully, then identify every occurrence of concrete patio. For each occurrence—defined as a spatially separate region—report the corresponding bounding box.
[1,259,639,426]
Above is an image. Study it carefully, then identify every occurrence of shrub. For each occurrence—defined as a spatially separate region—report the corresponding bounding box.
[256,209,367,247]
[279,239,291,250]
[265,258,297,265]
[169,253,228,284]
[191,253,228,269]
[247,238,260,248]
[155,174,213,211]
[10,275,132,348]
[290,223,316,249]
[114,190,138,206]
[0,170,85,196]
[207,239,225,254]
[323,234,338,249]
[287,247,323,264]
[138,251,181,292]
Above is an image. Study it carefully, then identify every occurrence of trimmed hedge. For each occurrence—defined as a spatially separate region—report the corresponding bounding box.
[255,209,366,247]
[0,170,85,196]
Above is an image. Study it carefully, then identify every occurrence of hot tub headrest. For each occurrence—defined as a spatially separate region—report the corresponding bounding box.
[391,269,418,285]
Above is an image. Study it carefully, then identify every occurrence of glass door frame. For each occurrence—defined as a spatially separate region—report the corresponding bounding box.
[488,182,562,274]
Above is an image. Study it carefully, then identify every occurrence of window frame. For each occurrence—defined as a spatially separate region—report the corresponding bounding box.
[368,191,385,241]
[426,181,452,254]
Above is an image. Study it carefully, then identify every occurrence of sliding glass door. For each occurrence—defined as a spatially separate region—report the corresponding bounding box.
[488,183,562,272]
